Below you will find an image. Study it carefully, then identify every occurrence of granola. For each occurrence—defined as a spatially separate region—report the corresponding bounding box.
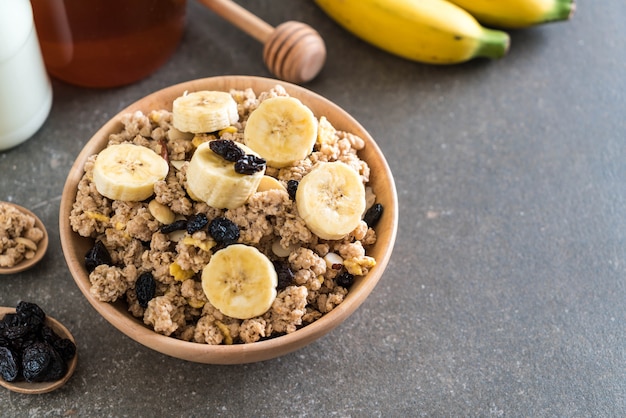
[69,86,378,344]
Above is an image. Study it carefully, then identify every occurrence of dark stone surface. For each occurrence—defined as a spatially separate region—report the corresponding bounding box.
[1,1,624,416]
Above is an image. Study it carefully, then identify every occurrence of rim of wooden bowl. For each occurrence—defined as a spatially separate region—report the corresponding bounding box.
[0,202,49,275]
[59,75,398,364]
[0,307,77,394]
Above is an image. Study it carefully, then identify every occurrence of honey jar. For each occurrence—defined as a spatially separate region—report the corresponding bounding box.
[31,0,187,88]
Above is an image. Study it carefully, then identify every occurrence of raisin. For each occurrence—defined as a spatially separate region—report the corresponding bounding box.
[5,323,37,351]
[234,154,266,175]
[0,313,18,327]
[0,302,75,383]
[0,346,20,382]
[363,203,384,228]
[208,217,240,247]
[21,341,52,382]
[40,347,67,382]
[160,219,187,234]
[286,180,299,200]
[85,240,112,273]
[336,271,355,288]
[39,324,60,344]
[273,260,294,290]
[136,272,156,308]
[186,213,208,234]
[16,301,46,328]
[52,339,76,362]
[209,139,245,162]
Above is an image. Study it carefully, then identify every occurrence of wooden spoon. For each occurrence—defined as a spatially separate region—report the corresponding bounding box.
[197,0,326,84]
[0,202,49,275]
[0,307,77,394]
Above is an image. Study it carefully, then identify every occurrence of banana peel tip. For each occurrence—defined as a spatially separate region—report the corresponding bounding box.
[475,28,510,60]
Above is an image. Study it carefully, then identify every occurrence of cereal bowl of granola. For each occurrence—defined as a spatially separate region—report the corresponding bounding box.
[59,76,397,364]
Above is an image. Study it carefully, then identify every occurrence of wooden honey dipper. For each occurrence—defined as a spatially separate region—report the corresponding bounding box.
[197,0,326,84]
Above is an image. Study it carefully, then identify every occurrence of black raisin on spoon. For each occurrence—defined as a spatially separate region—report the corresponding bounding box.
[52,338,77,362]
[209,139,245,162]
[208,217,240,247]
[21,340,66,383]
[0,346,20,382]
[16,300,46,327]
[0,301,76,383]
[20,342,50,382]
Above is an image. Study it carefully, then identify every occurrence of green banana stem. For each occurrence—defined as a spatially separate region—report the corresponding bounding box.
[473,28,510,60]
[544,0,576,23]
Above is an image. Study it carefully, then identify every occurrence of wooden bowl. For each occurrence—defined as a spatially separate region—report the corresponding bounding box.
[0,202,49,275]
[59,76,398,364]
[0,307,77,394]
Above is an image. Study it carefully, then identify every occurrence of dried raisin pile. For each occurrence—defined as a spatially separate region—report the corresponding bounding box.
[0,301,76,383]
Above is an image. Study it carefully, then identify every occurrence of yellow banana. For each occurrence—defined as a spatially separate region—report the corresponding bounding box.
[313,0,510,64]
[446,0,575,28]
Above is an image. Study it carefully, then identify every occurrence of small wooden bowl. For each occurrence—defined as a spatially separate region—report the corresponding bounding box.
[0,307,77,394]
[59,76,398,364]
[0,202,49,275]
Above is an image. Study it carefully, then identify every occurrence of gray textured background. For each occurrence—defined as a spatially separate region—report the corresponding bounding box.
[1,1,624,416]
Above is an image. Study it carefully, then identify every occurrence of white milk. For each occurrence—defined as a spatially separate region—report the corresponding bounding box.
[0,0,52,151]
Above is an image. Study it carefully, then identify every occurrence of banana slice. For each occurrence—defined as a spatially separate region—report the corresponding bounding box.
[296,161,366,240]
[93,143,169,201]
[202,244,278,319]
[244,96,318,168]
[172,91,239,133]
[186,141,264,209]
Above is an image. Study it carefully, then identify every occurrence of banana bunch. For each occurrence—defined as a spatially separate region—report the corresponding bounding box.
[314,0,575,64]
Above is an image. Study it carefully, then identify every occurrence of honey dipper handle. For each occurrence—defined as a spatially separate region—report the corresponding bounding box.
[197,0,273,43]
[196,0,326,84]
